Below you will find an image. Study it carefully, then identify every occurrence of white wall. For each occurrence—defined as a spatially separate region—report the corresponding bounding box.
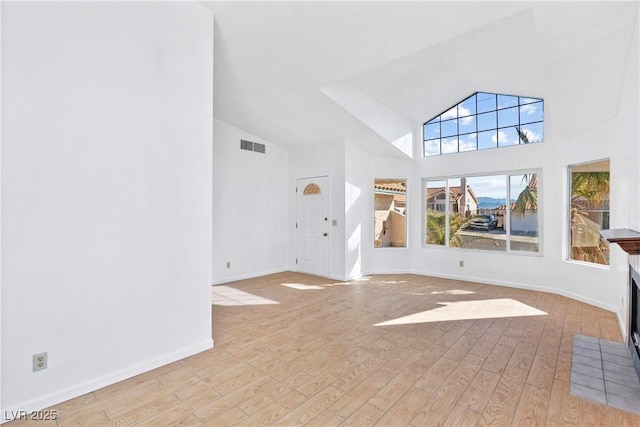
[617,17,640,235]
[612,18,639,336]
[212,118,289,284]
[344,141,369,279]
[289,140,346,280]
[1,2,213,419]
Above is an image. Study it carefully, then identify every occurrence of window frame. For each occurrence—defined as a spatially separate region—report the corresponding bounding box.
[423,169,543,256]
[423,92,544,157]
[566,159,610,268]
[374,178,408,249]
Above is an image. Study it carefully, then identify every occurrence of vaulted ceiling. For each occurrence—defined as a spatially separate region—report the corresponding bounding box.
[202,1,638,157]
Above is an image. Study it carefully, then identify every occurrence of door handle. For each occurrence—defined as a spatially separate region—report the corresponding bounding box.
[323,233,328,237]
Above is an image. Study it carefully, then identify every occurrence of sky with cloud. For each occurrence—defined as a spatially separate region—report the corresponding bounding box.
[426,173,531,200]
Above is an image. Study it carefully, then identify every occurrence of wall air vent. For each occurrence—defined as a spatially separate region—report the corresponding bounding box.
[240,139,266,154]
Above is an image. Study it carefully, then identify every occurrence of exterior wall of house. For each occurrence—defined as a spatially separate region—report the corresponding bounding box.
[464,191,479,217]
[375,193,394,211]
[1,2,213,419]
[389,210,407,247]
[374,194,394,247]
[510,211,538,235]
[374,194,406,248]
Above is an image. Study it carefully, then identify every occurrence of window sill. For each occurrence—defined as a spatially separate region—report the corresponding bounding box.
[564,259,610,270]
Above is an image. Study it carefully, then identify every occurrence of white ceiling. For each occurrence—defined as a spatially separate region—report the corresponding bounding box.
[202,1,638,157]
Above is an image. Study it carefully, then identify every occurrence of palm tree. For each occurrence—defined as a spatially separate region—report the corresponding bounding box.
[512,126,538,217]
[570,170,610,264]
[512,128,609,264]
[426,209,447,245]
[571,171,610,204]
[425,209,465,246]
[512,173,538,218]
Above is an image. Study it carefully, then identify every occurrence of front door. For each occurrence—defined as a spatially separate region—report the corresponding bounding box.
[296,176,329,277]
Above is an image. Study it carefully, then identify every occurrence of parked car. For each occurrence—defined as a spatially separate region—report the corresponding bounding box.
[468,214,498,231]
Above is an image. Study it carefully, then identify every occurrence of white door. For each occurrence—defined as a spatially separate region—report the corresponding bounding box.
[296,176,330,277]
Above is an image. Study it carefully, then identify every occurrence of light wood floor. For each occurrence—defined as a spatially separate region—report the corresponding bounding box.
[7,272,640,426]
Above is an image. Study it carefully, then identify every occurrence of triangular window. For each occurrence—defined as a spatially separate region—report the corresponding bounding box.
[423,92,543,156]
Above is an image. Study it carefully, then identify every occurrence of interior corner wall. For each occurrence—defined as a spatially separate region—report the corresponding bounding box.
[619,17,640,235]
[613,16,640,333]
[212,118,289,284]
[633,17,640,281]
[1,2,213,418]
[633,18,640,279]
[344,141,369,280]
[289,140,346,280]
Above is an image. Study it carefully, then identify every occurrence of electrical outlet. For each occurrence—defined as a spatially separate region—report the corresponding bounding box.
[226,261,231,269]
[33,352,47,372]
[459,260,464,267]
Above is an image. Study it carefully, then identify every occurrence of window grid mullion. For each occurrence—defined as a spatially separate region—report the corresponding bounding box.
[423,92,543,156]
[506,175,511,252]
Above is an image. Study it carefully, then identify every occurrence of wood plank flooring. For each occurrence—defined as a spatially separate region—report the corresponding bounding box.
[6,272,640,426]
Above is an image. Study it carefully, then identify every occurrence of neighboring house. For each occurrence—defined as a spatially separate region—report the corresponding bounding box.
[491,203,538,235]
[572,195,610,230]
[426,186,478,217]
[374,182,406,247]
[483,173,538,232]
[571,195,610,248]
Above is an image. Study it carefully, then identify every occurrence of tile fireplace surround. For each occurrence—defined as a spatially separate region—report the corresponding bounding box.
[595,231,640,414]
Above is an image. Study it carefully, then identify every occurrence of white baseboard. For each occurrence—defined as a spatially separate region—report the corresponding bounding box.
[364,268,623,336]
[212,267,289,285]
[406,268,618,312]
[1,339,213,423]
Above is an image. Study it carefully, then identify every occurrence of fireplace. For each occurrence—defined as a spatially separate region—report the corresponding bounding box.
[630,264,640,380]
[600,228,640,381]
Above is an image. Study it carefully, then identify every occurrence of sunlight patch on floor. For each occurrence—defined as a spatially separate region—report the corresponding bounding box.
[314,277,373,288]
[212,285,279,306]
[374,298,546,326]
[281,283,325,290]
[430,289,475,295]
